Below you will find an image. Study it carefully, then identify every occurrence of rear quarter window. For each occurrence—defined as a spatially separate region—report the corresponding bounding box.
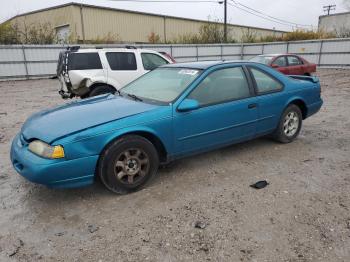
[250,67,283,94]
[68,53,102,70]
[106,52,137,71]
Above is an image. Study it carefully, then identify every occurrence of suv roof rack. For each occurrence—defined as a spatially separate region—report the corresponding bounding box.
[125,45,137,49]
[67,46,80,52]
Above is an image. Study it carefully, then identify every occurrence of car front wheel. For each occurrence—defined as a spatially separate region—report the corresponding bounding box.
[273,104,302,143]
[98,135,159,194]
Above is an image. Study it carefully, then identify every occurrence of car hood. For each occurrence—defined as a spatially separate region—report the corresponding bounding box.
[21,94,159,143]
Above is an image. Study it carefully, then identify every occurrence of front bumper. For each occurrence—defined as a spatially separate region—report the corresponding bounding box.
[10,134,98,189]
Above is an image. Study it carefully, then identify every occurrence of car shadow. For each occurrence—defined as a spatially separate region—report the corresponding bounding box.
[25,136,284,206]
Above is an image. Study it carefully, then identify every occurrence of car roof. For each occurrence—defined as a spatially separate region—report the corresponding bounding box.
[73,48,160,53]
[162,60,250,70]
[257,54,298,57]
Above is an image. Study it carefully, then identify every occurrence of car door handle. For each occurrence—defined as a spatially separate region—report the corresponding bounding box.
[248,103,258,109]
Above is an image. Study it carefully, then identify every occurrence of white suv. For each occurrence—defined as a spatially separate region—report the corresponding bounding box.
[57,46,175,99]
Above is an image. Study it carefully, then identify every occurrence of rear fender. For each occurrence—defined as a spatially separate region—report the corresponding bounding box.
[68,70,107,96]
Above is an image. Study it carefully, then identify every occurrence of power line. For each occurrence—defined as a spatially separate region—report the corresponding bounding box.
[323,5,336,15]
[228,1,313,29]
[107,0,219,2]
[231,0,313,27]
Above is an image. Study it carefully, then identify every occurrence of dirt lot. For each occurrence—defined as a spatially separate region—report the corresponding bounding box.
[0,69,349,262]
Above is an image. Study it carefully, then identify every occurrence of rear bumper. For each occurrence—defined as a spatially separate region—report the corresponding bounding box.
[10,134,98,189]
[307,99,323,118]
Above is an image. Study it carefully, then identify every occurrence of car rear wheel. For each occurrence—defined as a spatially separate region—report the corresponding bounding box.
[89,85,115,97]
[273,104,302,143]
[98,135,159,194]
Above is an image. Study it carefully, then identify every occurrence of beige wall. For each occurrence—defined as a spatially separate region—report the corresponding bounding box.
[9,6,78,41]
[8,4,284,43]
[78,6,165,43]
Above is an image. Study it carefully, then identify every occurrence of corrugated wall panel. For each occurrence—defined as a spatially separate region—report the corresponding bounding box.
[198,46,221,56]
[322,40,350,52]
[198,56,221,61]
[299,54,319,64]
[288,42,320,54]
[27,62,57,75]
[172,46,197,58]
[263,43,287,54]
[222,45,241,55]
[0,64,27,77]
[243,45,263,55]
[0,48,23,62]
[222,55,242,60]
[174,57,196,62]
[25,48,63,61]
[321,53,350,65]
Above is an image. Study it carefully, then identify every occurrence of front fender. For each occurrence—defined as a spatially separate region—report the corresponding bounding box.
[62,125,171,160]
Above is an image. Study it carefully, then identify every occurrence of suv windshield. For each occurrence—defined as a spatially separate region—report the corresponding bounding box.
[121,67,201,103]
[250,56,274,65]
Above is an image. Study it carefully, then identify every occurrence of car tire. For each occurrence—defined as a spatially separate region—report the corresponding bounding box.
[273,104,302,143]
[89,85,115,97]
[98,135,159,194]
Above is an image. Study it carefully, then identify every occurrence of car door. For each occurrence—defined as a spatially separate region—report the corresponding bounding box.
[248,66,286,135]
[271,56,289,75]
[173,66,258,155]
[105,51,144,89]
[287,56,303,75]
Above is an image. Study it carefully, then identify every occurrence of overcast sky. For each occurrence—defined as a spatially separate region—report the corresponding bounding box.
[0,0,348,31]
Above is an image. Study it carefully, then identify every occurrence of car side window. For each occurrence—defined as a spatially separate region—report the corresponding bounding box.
[141,53,169,70]
[250,68,283,94]
[287,56,302,66]
[68,53,102,70]
[188,67,250,107]
[272,56,287,67]
[106,52,137,70]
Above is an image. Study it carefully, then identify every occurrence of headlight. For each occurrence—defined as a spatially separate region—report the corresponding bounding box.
[28,140,65,159]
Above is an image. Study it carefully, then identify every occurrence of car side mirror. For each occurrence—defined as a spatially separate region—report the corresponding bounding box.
[271,64,279,68]
[177,99,200,112]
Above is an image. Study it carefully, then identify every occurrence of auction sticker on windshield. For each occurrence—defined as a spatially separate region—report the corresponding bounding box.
[178,69,199,76]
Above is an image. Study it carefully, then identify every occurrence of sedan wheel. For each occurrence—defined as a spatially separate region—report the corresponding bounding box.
[98,135,159,194]
[114,149,150,185]
[283,111,300,137]
[273,104,302,143]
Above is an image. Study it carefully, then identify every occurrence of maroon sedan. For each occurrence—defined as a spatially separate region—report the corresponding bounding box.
[250,54,316,76]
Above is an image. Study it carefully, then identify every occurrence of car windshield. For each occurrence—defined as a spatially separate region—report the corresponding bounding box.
[250,56,274,65]
[120,67,202,103]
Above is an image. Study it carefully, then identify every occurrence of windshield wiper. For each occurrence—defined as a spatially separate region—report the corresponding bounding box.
[127,93,143,102]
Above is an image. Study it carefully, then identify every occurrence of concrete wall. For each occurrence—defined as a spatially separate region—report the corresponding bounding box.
[319,12,350,34]
[6,3,284,44]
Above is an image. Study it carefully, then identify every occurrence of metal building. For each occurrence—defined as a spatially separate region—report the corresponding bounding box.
[5,2,285,43]
[319,11,350,35]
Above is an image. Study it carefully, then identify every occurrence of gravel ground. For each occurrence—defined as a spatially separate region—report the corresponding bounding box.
[0,69,349,262]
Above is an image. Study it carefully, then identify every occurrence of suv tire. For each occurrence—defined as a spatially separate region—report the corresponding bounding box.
[89,85,115,97]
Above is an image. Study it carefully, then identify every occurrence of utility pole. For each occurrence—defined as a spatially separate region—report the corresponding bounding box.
[224,0,227,42]
[323,5,336,15]
[218,0,228,42]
